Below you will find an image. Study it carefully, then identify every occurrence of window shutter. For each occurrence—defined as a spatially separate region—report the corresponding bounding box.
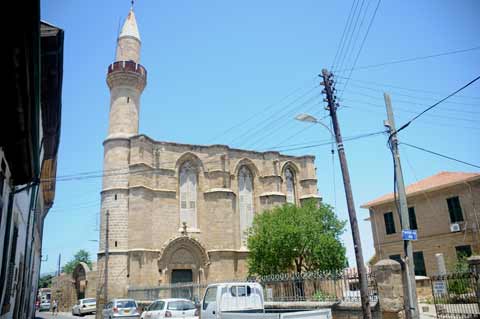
[413,252,426,276]
[447,197,464,223]
[408,207,418,230]
[384,212,396,234]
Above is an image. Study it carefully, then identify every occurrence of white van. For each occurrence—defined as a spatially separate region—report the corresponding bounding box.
[201,282,332,319]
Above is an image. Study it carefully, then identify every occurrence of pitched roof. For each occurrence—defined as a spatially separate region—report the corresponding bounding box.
[361,171,480,208]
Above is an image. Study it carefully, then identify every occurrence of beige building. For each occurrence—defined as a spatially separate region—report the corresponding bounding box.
[96,8,320,301]
[362,171,480,276]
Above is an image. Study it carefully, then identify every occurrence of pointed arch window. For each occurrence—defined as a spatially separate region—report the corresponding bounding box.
[285,167,296,204]
[179,161,197,229]
[239,166,254,246]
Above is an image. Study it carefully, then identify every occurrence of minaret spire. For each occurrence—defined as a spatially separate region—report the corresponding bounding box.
[115,4,141,62]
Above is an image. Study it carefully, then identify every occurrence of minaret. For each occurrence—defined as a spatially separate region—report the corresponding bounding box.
[97,6,147,306]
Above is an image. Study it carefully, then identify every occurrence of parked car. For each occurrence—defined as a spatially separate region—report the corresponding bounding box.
[72,298,96,316]
[39,301,51,312]
[103,299,140,318]
[140,299,198,319]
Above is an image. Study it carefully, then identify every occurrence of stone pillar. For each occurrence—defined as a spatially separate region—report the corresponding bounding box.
[374,259,405,319]
[468,255,480,274]
[435,253,447,275]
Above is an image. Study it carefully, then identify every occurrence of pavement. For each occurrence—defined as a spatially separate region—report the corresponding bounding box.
[35,311,95,319]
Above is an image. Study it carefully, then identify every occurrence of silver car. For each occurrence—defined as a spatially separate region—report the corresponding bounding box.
[103,299,140,318]
[72,298,96,316]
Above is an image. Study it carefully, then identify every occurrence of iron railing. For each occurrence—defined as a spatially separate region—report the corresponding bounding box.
[430,271,480,319]
[128,268,377,305]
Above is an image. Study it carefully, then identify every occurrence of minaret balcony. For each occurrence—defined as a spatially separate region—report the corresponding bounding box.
[107,60,147,79]
[107,60,147,91]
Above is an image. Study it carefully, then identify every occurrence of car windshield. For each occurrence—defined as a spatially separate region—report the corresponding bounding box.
[167,301,195,311]
[152,301,165,310]
[83,299,96,303]
[116,300,136,308]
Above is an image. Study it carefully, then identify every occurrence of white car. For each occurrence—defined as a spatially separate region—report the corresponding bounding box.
[72,298,96,316]
[39,301,51,312]
[141,299,198,319]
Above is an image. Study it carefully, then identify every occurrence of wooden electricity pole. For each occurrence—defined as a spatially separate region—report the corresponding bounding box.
[384,93,419,319]
[320,69,371,319]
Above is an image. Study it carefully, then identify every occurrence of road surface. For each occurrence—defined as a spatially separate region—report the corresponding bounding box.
[36,311,95,319]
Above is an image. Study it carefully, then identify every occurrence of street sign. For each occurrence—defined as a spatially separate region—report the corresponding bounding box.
[402,229,417,241]
[433,280,447,295]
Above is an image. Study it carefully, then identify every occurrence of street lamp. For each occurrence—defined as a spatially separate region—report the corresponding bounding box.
[296,111,372,318]
[295,113,334,137]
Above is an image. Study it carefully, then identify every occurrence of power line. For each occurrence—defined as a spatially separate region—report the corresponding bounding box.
[239,93,322,148]
[208,79,317,143]
[400,142,480,169]
[246,99,324,149]
[395,75,480,134]
[342,104,480,131]
[338,0,382,96]
[274,131,385,152]
[334,0,367,78]
[342,97,478,123]
[331,0,359,70]
[229,87,320,147]
[345,82,480,111]
[336,45,480,72]
[336,76,480,100]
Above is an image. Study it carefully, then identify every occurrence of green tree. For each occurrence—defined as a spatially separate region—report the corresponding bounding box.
[38,274,53,288]
[247,200,347,276]
[62,249,92,274]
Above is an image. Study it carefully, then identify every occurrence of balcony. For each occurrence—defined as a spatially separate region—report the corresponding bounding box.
[107,61,147,79]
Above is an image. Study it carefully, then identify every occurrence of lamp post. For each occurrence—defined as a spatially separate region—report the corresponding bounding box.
[296,112,372,318]
[295,114,334,136]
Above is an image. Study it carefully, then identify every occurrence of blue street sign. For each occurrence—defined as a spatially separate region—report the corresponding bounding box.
[402,229,417,241]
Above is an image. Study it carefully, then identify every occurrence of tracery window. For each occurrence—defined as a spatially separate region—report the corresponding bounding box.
[238,166,254,246]
[285,167,296,204]
[179,161,197,229]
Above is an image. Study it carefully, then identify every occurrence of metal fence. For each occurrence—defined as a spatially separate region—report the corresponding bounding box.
[431,271,480,319]
[128,268,377,305]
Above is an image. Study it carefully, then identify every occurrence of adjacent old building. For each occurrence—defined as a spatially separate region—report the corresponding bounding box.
[96,7,320,303]
[362,171,480,276]
[1,2,63,318]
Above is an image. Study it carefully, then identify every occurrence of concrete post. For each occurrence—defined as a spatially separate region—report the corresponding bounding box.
[435,253,447,276]
[374,259,405,319]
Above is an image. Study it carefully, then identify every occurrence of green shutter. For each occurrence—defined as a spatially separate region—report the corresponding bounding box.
[384,212,396,234]
[408,207,418,230]
[413,251,426,276]
[447,197,464,223]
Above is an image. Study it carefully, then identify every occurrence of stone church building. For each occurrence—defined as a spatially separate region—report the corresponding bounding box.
[97,7,321,300]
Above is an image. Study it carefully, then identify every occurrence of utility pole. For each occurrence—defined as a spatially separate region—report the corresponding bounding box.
[320,69,371,319]
[104,210,110,303]
[384,93,419,319]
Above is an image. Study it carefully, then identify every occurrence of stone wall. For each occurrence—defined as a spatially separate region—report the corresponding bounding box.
[97,135,321,301]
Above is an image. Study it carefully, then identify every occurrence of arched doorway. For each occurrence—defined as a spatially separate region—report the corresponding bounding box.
[158,236,209,300]
[72,262,90,300]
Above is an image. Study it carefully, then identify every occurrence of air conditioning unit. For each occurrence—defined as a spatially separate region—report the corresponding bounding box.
[450,223,461,232]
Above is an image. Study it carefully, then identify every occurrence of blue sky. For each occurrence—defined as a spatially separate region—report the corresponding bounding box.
[40,0,480,274]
